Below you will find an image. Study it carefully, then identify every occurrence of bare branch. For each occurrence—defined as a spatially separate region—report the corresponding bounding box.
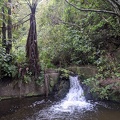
[35,0,39,7]
[11,13,31,27]
[106,0,120,16]
[26,0,31,6]
[0,14,30,29]
[21,18,30,25]
[58,18,81,29]
[18,13,31,22]
[25,0,32,8]
[107,0,118,8]
[112,0,120,7]
[65,0,120,17]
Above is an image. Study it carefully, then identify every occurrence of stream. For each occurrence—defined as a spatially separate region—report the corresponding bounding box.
[0,76,120,120]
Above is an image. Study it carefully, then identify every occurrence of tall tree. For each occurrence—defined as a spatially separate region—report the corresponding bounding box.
[26,0,40,78]
[2,7,6,48]
[7,0,12,54]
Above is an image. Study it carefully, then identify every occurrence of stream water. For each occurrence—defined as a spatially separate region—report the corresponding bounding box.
[0,76,120,120]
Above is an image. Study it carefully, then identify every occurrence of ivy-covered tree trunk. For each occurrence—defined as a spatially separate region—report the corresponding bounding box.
[26,1,40,78]
[2,7,6,48]
[7,0,12,54]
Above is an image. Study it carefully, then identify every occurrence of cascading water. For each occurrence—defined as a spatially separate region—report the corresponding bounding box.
[50,76,93,112]
[31,76,94,120]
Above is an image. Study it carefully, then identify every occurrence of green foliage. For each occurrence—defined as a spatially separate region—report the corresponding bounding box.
[0,47,17,79]
[83,52,120,100]
[37,0,120,68]
[83,56,120,100]
[36,71,44,86]
[13,46,26,63]
[65,28,94,65]
[114,72,120,78]
[83,76,119,100]
[59,68,70,79]
[40,50,55,69]
[23,75,31,83]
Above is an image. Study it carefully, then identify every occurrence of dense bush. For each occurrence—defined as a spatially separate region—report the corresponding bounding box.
[0,47,17,80]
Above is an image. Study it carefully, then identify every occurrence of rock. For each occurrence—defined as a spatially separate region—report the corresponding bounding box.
[53,78,70,100]
[80,82,99,101]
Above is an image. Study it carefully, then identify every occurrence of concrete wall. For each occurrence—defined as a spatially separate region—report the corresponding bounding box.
[0,69,59,100]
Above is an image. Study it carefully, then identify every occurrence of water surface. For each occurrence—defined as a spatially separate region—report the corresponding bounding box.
[0,97,120,120]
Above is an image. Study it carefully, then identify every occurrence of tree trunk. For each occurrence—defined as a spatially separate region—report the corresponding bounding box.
[26,6,40,78]
[2,7,6,48]
[7,0,12,54]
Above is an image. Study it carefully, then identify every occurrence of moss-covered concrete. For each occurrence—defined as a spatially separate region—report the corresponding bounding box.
[0,69,59,100]
[68,65,97,78]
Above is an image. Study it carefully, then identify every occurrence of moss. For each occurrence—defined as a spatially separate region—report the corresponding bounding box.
[50,80,55,87]
[26,92,39,97]
[0,96,12,101]
[49,86,53,93]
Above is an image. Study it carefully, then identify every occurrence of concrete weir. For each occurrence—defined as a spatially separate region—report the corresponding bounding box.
[0,69,59,100]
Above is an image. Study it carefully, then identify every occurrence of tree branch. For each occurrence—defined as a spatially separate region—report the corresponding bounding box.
[25,0,32,9]
[18,13,31,22]
[21,18,30,25]
[0,15,30,29]
[65,0,120,17]
[26,0,31,6]
[58,18,81,29]
[107,0,120,11]
[112,0,120,7]
[107,0,118,8]
[35,0,39,7]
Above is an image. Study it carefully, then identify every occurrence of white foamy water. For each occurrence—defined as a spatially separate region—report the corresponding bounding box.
[50,76,93,113]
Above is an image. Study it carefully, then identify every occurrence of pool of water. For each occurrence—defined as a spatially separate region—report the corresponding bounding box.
[0,97,120,120]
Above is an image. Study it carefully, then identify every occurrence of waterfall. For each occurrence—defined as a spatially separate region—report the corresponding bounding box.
[50,76,93,112]
[65,76,86,101]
